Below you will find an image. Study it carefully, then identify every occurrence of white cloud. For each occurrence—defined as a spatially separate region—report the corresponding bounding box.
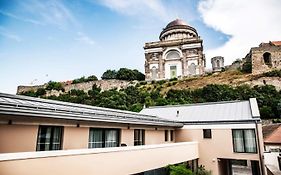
[198,0,281,66]
[75,32,95,45]
[19,0,79,30]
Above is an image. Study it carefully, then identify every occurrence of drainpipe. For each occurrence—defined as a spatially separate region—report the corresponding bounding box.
[255,120,265,175]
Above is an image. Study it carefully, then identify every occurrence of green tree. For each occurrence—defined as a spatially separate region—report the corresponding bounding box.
[46,81,64,91]
[116,68,145,81]
[168,164,193,175]
[101,69,117,79]
[36,88,46,96]
[241,61,252,73]
[87,75,98,81]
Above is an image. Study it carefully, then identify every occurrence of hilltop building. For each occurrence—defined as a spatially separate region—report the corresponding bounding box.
[245,41,281,74]
[144,19,205,81]
[211,56,224,72]
[0,93,266,175]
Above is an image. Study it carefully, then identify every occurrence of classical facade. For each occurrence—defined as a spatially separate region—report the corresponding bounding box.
[211,56,224,72]
[144,19,205,81]
[245,41,281,74]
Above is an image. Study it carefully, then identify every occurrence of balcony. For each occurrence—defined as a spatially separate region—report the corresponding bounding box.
[0,142,198,175]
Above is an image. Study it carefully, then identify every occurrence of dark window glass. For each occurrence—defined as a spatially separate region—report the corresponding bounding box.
[89,128,119,148]
[165,130,169,141]
[37,126,63,151]
[203,129,212,139]
[170,130,174,141]
[134,129,145,146]
[232,129,257,153]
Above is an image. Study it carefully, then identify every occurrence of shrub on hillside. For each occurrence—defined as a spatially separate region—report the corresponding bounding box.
[101,69,117,79]
[116,68,145,81]
[72,75,98,84]
[46,81,64,91]
[241,61,252,73]
[263,69,281,77]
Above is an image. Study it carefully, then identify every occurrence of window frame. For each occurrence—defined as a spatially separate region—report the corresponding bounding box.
[170,130,174,141]
[36,125,63,151]
[88,128,120,148]
[165,130,169,142]
[134,129,145,146]
[203,129,212,139]
[232,129,257,153]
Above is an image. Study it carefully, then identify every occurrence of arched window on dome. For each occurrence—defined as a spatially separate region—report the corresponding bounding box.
[166,50,180,60]
[151,66,157,80]
[216,60,220,68]
[189,63,196,75]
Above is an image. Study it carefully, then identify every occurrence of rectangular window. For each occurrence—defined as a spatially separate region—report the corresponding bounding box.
[134,129,145,146]
[170,130,174,141]
[165,130,169,141]
[232,129,257,153]
[37,125,63,151]
[203,129,212,139]
[89,128,119,148]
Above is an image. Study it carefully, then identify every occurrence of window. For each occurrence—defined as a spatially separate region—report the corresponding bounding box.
[216,59,220,68]
[203,129,212,139]
[134,129,145,146]
[89,128,119,148]
[151,66,157,80]
[166,50,180,60]
[232,129,257,153]
[165,130,169,141]
[170,130,174,141]
[37,125,63,151]
[189,63,196,75]
[263,52,272,66]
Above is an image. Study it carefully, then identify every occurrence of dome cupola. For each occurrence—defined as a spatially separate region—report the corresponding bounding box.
[159,19,198,41]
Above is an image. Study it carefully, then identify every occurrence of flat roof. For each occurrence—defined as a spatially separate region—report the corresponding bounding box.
[141,99,260,123]
[0,93,182,127]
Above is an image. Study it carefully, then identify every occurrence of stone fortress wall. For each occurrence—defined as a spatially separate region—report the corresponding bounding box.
[245,41,281,74]
[17,80,133,96]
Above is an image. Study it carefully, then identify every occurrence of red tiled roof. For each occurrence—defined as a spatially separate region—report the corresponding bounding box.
[270,41,281,46]
[263,124,281,144]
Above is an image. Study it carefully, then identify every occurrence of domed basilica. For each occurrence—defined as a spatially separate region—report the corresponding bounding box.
[144,19,205,80]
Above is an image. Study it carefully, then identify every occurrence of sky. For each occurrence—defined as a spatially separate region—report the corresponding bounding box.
[0,0,280,94]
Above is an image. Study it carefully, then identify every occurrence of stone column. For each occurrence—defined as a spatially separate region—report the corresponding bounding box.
[159,53,164,79]
[182,50,187,76]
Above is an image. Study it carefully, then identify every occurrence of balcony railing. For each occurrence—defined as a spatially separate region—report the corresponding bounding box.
[0,142,198,175]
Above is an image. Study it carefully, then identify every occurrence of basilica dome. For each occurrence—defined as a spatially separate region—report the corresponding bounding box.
[159,19,198,41]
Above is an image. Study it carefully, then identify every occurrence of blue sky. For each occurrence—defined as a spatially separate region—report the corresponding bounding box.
[0,0,280,94]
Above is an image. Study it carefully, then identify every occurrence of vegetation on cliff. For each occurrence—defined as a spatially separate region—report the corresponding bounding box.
[34,83,280,119]
[102,68,145,81]
[19,69,281,120]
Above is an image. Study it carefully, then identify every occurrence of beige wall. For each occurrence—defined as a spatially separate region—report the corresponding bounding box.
[63,126,89,150]
[0,124,38,153]
[0,121,175,153]
[0,142,199,175]
[145,130,165,145]
[176,124,262,175]
[120,129,134,146]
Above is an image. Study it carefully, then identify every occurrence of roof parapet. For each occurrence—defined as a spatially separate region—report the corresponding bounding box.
[249,98,260,118]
